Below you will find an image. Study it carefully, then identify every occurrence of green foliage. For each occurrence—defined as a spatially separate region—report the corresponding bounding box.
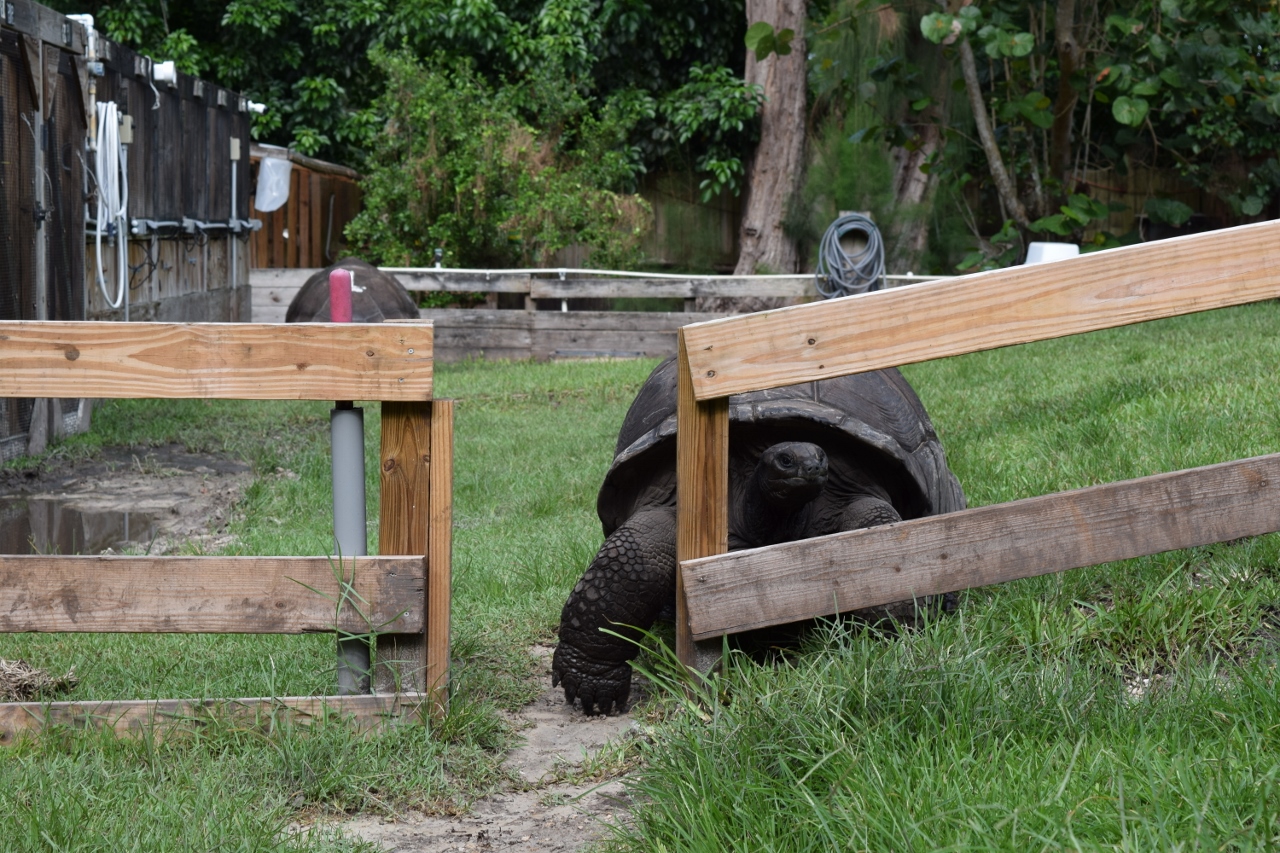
[346,50,650,269]
[657,64,763,201]
[744,21,794,60]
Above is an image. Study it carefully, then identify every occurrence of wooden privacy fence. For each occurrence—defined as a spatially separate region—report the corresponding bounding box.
[0,320,452,743]
[671,219,1280,668]
[251,268,946,362]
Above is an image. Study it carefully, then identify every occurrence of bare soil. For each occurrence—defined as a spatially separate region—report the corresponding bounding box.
[0,443,254,555]
[326,646,642,852]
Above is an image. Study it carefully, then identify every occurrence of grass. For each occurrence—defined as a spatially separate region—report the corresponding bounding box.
[3,302,1280,849]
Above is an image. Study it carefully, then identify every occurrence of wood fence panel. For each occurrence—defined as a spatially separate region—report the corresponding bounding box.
[0,555,424,634]
[0,693,428,745]
[0,321,432,400]
[426,400,454,712]
[681,219,1280,399]
[681,452,1280,640]
[529,277,814,300]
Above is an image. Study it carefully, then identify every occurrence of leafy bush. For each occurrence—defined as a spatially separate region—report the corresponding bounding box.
[346,50,651,270]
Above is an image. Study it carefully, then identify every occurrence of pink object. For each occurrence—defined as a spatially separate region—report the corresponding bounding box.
[328,268,353,323]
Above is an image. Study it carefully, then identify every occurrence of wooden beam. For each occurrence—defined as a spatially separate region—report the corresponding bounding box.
[0,693,428,745]
[0,555,424,634]
[681,219,1280,400]
[375,400,432,694]
[674,330,729,671]
[389,271,533,294]
[0,321,432,401]
[681,452,1280,640]
[529,277,814,300]
[426,399,454,715]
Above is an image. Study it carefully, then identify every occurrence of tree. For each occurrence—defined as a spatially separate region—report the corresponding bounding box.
[734,0,809,278]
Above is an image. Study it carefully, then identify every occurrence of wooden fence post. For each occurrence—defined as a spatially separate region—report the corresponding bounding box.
[675,329,729,673]
[376,399,452,717]
[375,400,432,696]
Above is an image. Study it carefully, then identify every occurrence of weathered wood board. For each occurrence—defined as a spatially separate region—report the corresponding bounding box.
[681,452,1280,640]
[0,321,432,400]
[0,692,428,746]
[0,555,424,634]
[681,219,1280,399]
[675,330,730,669]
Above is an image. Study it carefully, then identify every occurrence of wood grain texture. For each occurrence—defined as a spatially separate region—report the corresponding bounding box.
[682,219,1280,399]
[0,321,432,400]
[0,555,424,634]
[529,277,813,300]
[0,693,429,745]
[426,400,454,715]
[682,453,1280,640]
[375,400,433,694]
[675,330,729,670]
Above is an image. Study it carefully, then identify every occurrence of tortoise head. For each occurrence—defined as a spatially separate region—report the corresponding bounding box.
[755,442,828,507]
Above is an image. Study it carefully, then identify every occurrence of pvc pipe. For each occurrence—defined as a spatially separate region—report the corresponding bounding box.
[329,266,370,694]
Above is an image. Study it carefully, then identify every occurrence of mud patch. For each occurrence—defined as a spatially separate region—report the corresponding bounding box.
[0,444,253,555]
[321,647,645,852]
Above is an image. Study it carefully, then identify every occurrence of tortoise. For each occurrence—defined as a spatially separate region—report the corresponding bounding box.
[285,257,420,323]
[552,356,966,714]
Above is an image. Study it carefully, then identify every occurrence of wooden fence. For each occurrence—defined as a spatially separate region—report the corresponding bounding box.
[248,146,362,270]
[0,320,452,743]
[251,269,945,362]
[670,219,1280,669]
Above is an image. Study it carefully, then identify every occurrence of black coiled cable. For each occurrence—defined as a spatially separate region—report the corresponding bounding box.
[815,213,885,298]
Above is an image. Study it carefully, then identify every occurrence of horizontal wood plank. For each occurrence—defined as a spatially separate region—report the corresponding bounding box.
[390,271,533,293]
[0,321,432,401]
[0,693,427,745]
[530,277,814,300]
[0,555,424,634]
[682,452,1280,640]
[681,220,1280,399]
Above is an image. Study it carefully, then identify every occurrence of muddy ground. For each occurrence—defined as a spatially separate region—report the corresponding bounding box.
[0,443,253,556]
[4,446,642,852]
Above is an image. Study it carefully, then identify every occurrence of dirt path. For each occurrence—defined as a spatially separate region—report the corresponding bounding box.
[333,647,641,852]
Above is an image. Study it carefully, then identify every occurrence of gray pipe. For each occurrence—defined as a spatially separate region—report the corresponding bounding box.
[331,403,370,694]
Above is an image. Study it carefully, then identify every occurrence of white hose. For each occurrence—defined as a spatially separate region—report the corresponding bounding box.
[94,101,128,309]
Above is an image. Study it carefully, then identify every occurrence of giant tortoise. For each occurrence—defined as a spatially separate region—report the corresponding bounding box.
[552,356,966,714]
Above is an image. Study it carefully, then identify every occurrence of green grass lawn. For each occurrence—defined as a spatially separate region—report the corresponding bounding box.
[5,303,1280,850]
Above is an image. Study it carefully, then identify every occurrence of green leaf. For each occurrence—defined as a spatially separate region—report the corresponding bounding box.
[920,13,954,44]
[957,251,987,270]
[772,28,794,56]
[1131,78,1160,97]
[1031,214,1072,235]
[1144,197,1194,226]
[1112,96,1150,126]
[744,21,774,53]
[1242,196,1264,216]
[1010,32,1034,57]
[911,97,933,111]
[1159,67,1184,88]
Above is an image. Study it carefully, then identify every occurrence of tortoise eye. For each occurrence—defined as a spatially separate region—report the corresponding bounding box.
[778,453,794,467]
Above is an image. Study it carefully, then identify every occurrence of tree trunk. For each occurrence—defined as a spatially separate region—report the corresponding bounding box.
[958,38,1032,232]
[1050,0,1083,187]
[887,115,943,274]
[701,0,807,313]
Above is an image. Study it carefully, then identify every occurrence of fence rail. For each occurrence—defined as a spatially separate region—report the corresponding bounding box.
[672,219,1280,669]
[0,320,452,743]
[250,268,947,362]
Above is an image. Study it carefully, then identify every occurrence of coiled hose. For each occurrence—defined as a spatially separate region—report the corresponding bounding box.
[94,101,129,309]
[814,213,884,298]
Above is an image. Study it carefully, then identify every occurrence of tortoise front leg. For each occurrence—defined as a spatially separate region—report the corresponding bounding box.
[552,506,677,714]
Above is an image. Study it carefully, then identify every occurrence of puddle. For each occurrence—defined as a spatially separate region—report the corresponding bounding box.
[0,498,156,555]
